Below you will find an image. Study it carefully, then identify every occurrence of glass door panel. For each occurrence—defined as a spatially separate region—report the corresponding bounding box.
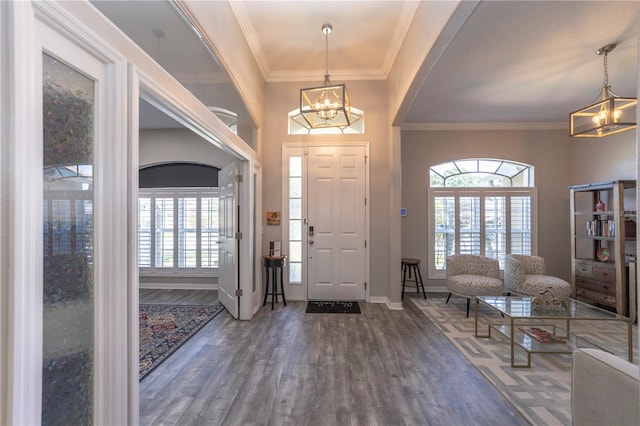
[42,52,95,425]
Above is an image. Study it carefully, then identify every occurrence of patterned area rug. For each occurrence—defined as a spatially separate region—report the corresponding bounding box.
[139,303,224,380]
[412,297,638,425]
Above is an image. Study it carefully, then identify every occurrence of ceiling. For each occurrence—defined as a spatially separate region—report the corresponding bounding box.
[92,0,639,131]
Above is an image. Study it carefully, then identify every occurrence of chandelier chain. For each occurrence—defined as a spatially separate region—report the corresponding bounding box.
[603,52,609,87]
[325,29,330,78]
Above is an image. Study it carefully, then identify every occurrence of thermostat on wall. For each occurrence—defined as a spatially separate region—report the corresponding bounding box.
[400,208,407,217]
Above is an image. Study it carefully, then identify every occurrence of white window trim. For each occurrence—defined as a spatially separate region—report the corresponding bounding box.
[281,146,306,285]
[139,187,219,277]
[428,187,538,279]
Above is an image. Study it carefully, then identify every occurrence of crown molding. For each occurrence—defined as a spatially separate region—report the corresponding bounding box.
[266,68,386,83]
[382,1,420,77]
[228,1,270,80]
[401,122,568,131]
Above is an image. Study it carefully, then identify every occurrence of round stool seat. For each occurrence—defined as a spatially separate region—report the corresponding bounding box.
[402,258,421,265]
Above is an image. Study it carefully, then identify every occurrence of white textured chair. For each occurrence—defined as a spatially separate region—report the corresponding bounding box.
[504,254,571,299]
[445,254,505,317]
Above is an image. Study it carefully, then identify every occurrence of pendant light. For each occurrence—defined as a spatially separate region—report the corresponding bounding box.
[570,43,637,138]
[300,23,351,129]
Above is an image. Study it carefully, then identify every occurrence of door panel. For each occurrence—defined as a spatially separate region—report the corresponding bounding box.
[218,162,239,318]
[307,146,366,300]
[42,50,98,426]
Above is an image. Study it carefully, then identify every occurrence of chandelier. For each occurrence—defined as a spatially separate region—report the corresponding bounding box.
[570,43,637,138]
[300,23,351,129]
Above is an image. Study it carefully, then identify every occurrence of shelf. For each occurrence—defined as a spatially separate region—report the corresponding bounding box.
[574,211,637,216]
[575,235,614,241]
[490,323,610,354]
[569,180,636,192]
[570,180,635,317]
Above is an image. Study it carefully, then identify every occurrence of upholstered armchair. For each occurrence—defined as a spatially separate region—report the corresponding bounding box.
[504,254,571,299]
[445,254,505,317]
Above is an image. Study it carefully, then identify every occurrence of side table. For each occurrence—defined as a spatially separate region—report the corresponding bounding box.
[263,255,287,310]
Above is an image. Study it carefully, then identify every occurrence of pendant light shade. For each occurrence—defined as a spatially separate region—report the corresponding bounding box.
[570,44,637,138]
[300,24,351,129]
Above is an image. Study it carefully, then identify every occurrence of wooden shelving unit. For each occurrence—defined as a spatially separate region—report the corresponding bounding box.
[569,180,636,319]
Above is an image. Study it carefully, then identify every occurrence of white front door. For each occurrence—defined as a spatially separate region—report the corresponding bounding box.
[307,146,366,300]
[218,162,239,318]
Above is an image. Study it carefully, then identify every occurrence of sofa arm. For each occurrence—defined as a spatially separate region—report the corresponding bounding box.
[572,348,639,426]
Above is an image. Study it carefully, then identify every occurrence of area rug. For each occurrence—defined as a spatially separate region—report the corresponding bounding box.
[139,303,224,380]
[411,297,638,426]
[306,301,361,314]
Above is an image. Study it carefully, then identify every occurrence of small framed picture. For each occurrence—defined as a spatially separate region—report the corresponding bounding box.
[267,211,281,225]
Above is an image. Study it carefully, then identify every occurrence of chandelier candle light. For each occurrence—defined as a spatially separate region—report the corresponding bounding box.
[570,43,637,137]
[300,23,351,129]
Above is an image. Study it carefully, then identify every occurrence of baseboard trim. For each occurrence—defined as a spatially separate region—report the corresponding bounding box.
[139,282,218,291]
[369,296,403,310]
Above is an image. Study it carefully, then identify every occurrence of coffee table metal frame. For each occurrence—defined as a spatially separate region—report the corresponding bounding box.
[474,296,633,368]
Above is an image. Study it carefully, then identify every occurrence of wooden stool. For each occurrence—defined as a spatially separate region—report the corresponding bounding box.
[263,255,287,310]
[402,258,426,300]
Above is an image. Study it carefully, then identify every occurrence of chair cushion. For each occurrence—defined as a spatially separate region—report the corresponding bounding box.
[447,274,504,297]
[511,274,571,298]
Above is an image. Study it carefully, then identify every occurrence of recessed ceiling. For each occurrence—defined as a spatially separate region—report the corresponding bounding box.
[92,0,639,129]
[228,0,419,82]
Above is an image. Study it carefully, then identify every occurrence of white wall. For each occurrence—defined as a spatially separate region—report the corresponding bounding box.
[139,128,236,169]
[386,1,462,123]
[177,1,265,131]
[0,1,7,420]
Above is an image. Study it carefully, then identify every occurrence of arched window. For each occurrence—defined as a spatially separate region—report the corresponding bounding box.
[428,158,537,278]
[138,163,220,275]
[208,107,237,134]
[288,107,365,135]
[430,158,533,187]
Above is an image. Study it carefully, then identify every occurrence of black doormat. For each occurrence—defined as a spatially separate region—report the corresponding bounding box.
[305,301,361,314]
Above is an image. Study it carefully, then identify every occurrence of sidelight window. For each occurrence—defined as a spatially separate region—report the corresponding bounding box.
[288,156,303,283]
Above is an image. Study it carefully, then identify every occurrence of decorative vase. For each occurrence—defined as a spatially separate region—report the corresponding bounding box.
[595,200,605,212]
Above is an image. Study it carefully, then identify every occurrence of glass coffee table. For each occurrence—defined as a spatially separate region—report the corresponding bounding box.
[475,296,633,368]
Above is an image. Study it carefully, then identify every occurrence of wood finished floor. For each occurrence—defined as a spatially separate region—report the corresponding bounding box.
[140,288,219,305]
[139,292,529,426]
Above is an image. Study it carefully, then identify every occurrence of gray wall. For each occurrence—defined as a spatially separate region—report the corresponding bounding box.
[261,80,392,300]
[401,128,635,287]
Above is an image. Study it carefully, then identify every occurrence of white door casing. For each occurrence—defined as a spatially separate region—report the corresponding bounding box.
[307,146,366,300]
[218,162,239,318]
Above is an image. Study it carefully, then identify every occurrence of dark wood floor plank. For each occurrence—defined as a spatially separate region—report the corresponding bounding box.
[139,293,528,426]
[139,288,218,305]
